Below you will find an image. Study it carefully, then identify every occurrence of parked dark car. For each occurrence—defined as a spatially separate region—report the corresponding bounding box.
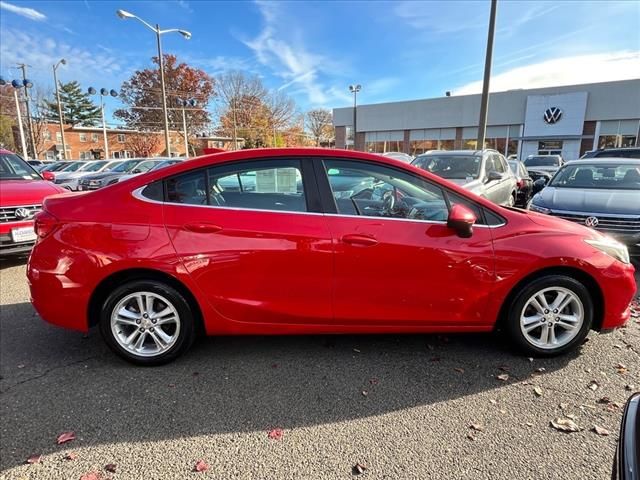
[582,147,640,159]
[79,159,166,191]
[612,392,639,480]
[508,160,533,207]
[529,158,640,256]
[523,154,564,175]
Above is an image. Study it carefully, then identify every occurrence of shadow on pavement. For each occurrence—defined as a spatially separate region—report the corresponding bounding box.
[0,300,577,471]
[0,254,28,271]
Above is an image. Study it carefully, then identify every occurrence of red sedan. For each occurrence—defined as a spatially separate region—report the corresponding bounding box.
[27,148,636,365]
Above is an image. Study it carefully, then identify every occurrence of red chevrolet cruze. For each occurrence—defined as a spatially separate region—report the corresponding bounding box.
[27,148,636,365]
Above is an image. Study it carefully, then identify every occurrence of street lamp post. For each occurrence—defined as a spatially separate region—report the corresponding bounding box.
[53,59,67,159]
[116,9,191,158]
[348,84,361,150]
[1,77,30,159]
[476,0,498,149]
[16,64,37,158]
[88,87,118,159]
[178,98,196,158]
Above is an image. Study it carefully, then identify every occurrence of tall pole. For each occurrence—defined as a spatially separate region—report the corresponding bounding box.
[100,96,110,159]
[181,106,189,158]
[52,63,67,159]
[13,90,28,159]
[476,0,498,150]
[17,64,37,158]
[156,25,171,157]
[352,90,357,150]
[232,97,238,150]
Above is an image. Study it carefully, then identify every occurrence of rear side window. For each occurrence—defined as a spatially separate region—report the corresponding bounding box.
[166,170,207,205]
[141,181,163,201]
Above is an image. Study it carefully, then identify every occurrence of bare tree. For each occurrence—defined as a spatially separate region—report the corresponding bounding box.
[306,109,333,147]
[215,71,267,149]
[29,86,53,158]
[265,90,297,147]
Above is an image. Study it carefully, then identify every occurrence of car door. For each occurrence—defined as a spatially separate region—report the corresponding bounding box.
[318,158,496,327]
[482,155,502,203]
[163,158,334,325]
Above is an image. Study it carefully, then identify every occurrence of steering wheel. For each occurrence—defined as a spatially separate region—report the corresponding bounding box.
[382,189,396,215]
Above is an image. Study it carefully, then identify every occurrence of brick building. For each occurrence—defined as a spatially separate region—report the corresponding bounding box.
[15,122,240,160]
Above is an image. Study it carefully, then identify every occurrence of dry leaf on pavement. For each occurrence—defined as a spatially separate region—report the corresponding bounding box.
[592,425,610,436]
[65,452,78,461]
[56,431,76,445]
[104,464,117,473]
[588,380,599,391]
[26,454,41,464]
[352,463,367,475]
[497,373,509,381]
[533,386,543,397]
[268,428,284,440]
[550,418,580,432]
[194,460,209,472]
[470,423,484,432]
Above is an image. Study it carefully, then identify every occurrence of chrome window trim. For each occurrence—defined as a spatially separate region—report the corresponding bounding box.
[131,186,505,228]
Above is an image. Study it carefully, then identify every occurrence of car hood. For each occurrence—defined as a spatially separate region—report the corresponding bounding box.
[55,171,90,180]
[82,172,122,181]
[447,178,483,192]
[0,179,65,206]
[522,208,605,239]
[533,187,640,215]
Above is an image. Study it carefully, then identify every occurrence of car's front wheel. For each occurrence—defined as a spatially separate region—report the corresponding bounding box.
[505,275,593,356]
[99,280,196,365]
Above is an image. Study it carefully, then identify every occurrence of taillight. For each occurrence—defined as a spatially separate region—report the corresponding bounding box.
[34,211,59,239]
[517,179,524,188]
[42,171,55,182]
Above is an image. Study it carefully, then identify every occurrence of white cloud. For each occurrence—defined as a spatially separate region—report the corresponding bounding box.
[453,51,640,95]
[0,1,46,21]
[243,1,349,107]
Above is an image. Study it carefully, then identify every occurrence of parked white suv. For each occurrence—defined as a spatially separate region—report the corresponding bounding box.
[412,149,518,206]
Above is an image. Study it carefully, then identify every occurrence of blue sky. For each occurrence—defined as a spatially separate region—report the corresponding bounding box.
[1,0,639,126]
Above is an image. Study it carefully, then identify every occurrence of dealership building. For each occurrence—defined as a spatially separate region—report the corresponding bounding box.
[332,79,640,160]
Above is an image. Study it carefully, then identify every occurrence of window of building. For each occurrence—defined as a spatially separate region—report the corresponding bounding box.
[364,131,404,154]
[92,133,99,142]
[79,133,87,142]
[43,130,51,140]
[538,140,563,155]
[45,151,56,161]
[79,151,94,160]
[117,134,125,143]
[56,132,62,142]
[323,159,448,222]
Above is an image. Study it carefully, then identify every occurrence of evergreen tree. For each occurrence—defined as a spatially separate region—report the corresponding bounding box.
[44,81,102,126]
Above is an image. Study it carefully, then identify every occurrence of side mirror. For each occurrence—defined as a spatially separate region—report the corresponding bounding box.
[132,168,142,174]
[447,204,476,238]
[532,178,547,194]
[486,170,502,182]
[42,171,55,182]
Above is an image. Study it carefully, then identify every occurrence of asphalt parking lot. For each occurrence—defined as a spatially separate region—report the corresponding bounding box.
[0,256,638,480]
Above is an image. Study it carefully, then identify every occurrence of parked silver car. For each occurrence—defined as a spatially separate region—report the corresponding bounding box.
[523,154,564,175]
[412,149,518,206]
[529,158,640,256]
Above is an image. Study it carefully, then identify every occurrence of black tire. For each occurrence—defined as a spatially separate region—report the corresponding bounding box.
[505,275,593,357]
[99,280,196,365]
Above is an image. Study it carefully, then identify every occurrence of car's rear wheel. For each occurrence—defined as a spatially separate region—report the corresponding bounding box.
[505,275,592,356]
[99,280,196,365]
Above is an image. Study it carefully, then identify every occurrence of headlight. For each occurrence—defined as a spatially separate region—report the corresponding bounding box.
[529,202,551,214]
[89,180,102,186]
[584,238,630,264]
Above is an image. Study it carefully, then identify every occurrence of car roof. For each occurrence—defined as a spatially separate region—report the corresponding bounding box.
[564,158,640,166]
[420,149,491,156]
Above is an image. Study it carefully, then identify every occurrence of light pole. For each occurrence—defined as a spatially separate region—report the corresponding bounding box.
[116,9,191,157]
[476,0,498,150]
[16,64,37,158]
[178,98,196,158]
[88,87,118,159]
[53,59,67,159]
[348,84,361,150]
[0,78,30,159]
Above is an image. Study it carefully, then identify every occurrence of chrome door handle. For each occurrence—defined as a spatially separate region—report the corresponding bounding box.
[183,223,222,234]
[341,234,378,247]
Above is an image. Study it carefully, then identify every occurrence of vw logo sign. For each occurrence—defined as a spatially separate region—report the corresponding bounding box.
[543,107,563,124]
[14,207,32,220]
[584,216,599,228]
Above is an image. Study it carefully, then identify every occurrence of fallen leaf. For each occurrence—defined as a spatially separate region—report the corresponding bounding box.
[625,385,634,391]
[194,460,209,472]
[588,381,599,391]
[268,428,283,440]
[352,463,367,475]
[80,473,105,480]
[168,383,176,388]
[497,373,509,381]
[105,464,116,473]
[592,425,610,436]
[559,402,569,410]
[466,433,476,441]
[550,418,580,433]
[26,454,41,464]
[353,348,361,353]
[56,431,76,445]
[369,377,379,385]
[534,367,546,373]
[597,396,611,404]
[533,386,543,397]
[470,423,484,432]
[17,364,25,369]
[454,367,465,373]
[65,452,78,461]
[498,366,510,372]
[525,422,533,427]
[607,402,622,412]
[489,399,498,405]
[527,357,534,362]
[615,363,628,375]
[361,390,368,397]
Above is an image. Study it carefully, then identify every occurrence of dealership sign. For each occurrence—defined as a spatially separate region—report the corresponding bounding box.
[543,107,563,124]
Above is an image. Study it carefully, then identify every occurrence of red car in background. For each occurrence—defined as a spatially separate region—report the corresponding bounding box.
[27,148,636,365]
[0,149,66,256]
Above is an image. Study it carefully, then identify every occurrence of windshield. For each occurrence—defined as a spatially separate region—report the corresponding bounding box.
[550,163,640,190]
[60,162,86,172]
[83,161,109,172]
[111,160,140,173]
[508,161,519,174]
[150,160,179,171]
[525,156,560,167]
[412,154,482,179]
[0,153,41,180]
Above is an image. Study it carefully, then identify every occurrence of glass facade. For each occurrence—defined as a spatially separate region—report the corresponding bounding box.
[598,120,639,148]
[364,131,404,153]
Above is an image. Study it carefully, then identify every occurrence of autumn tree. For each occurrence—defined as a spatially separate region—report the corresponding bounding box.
[125,133,161,157]
[116,54,214,142]
[43,81,101,126]
[0,85,17,150]
[306,109,334,146]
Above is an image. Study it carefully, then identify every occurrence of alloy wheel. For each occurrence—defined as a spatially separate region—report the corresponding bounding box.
[519,287,584,350]
[110,291,181,357]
